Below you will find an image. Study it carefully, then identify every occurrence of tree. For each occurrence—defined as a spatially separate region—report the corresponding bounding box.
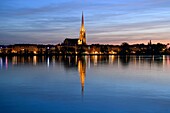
[120,42,131,55]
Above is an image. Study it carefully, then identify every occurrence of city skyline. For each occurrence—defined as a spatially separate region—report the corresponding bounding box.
[0,0,170,45]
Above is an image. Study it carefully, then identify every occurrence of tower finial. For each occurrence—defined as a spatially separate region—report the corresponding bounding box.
[82,11,84,26]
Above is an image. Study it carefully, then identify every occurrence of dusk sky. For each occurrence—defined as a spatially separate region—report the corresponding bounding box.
[0,0,170,45]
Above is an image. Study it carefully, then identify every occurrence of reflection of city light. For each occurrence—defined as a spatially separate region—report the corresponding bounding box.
[167,56,170,67]
[52,56,55,66]
[28,56,31,63]
[5,56,8,70]
[0,57,2,69]
[68,56,71,65]
[47,57,50,67]
[12,56,17,65]
[21,57,25,63]
[152,55,154,62]
[42,56,45,62]
[163,55,165,66]
[139,56,141,64]
[94,55,98,65]
[78,59,86,96]
[118,56,120,66]
[85,56,88,64]
[109,55,115,64]
[87,56,90,68]
[33,56,37,65]
[75,56,78,64]
[134,56,136,65]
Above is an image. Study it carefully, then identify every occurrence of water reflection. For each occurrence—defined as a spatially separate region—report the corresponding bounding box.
[1,55,170,113]
[5,56,8,69]
[0,57,2,69]
[0,55,170,95]
[78,57,86,96]
[119,56,130,66]
[0,55,168,68]
[1,55,170,72]
[33,56,37,65]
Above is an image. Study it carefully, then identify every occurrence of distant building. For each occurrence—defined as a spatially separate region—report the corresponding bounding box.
[12,44,38,54]
[63,38,79,46]
[63,12,86,46]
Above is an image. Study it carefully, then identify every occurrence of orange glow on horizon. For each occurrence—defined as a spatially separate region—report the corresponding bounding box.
[88,40,170,45]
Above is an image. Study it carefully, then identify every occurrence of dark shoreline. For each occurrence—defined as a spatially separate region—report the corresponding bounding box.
[0,53,168,57]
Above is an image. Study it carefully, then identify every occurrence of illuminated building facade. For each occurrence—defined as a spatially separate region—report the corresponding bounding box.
[78,12,86,45]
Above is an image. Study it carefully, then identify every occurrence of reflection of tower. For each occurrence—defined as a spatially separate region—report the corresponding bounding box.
[78,58,86,96]
[78,12,86,45]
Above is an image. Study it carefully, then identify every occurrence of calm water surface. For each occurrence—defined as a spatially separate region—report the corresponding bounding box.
[0,55,170,113]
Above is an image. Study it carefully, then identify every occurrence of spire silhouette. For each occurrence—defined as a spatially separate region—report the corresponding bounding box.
[78,11,86,45]
[82,12,84,28]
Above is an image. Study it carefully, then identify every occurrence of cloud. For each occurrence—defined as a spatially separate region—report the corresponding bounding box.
[0,0,170,44]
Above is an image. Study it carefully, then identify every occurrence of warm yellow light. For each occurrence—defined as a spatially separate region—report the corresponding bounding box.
[33,56,37,65]
[84,51,89,54]
[34,51,37,54]
[109,51,117,54]
[94,51,98,54]
[81,28,85,32]
[12,50,17,53]
[78,39,82,45]
[132,51,136,54]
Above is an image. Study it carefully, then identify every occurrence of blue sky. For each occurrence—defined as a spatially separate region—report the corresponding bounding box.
[0,0,170,45]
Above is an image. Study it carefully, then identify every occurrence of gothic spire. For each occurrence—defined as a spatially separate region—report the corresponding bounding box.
[82,11,84,27]
[78,11,86,45]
